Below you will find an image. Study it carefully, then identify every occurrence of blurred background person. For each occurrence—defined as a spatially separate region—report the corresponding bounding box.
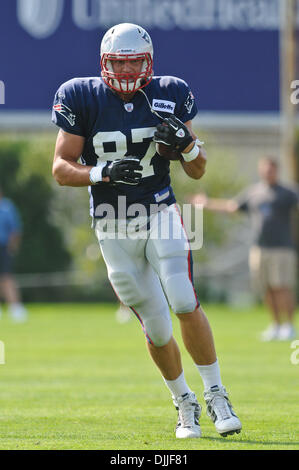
[0,186,27,322]
[191,157,299,341]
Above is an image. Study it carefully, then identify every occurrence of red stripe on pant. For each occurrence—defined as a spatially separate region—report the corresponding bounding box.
[107,268,154,345]
[129,306,154,345]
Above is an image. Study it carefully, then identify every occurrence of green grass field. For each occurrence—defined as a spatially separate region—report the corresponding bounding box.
[0,303,298,450]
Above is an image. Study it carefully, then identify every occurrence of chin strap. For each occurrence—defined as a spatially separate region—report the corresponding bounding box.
[138,88,165,121]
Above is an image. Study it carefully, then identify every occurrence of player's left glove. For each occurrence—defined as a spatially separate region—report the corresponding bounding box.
[153,115,194,153]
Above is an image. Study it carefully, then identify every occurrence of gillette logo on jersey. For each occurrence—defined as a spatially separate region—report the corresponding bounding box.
[152,99,176,114]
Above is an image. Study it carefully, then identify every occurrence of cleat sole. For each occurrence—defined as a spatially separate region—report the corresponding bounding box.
[220,429,242,438]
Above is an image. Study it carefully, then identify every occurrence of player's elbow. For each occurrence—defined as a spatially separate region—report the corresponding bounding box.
[188,163,206,180]
[52,160,66,186]
[192,151,207,179]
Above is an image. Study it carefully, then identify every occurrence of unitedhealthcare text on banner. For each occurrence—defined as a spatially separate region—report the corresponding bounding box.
[2,0,298,112]
[16,0,299,37]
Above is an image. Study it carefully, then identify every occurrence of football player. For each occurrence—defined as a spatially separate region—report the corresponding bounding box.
[52,23,241,439]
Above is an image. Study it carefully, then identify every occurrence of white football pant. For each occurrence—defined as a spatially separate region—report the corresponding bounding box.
[95,204,199,347]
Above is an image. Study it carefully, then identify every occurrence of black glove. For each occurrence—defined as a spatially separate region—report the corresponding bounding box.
[102,157,143,185]
[153,115,194,152]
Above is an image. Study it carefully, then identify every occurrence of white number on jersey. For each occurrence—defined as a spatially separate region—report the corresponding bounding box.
[93,127,156,178]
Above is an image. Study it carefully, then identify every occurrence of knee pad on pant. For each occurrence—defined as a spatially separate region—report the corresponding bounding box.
[164,272,198,314]
[147,241,198,314]
[131,303,172,347]
[109,270,146,306]
[144,315,172,347]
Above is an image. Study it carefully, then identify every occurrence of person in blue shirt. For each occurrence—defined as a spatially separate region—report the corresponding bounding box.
[52,23,241,439]
[0,186,27,322]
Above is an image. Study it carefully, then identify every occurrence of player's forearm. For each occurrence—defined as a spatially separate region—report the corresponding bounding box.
[52,156,93,186]
[181,146,207,180]
[53,157,111,186]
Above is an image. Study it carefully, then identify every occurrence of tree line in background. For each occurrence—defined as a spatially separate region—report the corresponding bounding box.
[0,136,71,274]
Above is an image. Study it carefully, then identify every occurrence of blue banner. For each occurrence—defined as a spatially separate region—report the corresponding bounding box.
[1,0,295,113]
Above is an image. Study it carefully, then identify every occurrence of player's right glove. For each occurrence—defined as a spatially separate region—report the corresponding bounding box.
[102,157,143,185]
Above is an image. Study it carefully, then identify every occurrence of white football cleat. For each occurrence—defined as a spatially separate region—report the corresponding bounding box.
[277,323,297,341]
[260,324,280,342]
[173,392,202,439]
[204,385,242,437]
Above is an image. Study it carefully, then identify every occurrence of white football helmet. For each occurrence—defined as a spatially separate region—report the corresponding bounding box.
[100,23,153,94]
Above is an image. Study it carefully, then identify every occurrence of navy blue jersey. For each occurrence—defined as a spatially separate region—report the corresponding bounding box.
[52,76,198,218]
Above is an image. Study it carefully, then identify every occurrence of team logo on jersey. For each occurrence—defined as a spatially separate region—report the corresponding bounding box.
[53,103,76,126]
[124,102,134,112]
[184,91,195,114]
[152,99,176,114]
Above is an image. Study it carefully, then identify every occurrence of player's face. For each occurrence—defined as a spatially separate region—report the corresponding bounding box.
[109,58,145,97]
[111,59,144,76]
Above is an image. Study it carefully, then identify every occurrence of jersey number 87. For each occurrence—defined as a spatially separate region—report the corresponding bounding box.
[93,127,156,178]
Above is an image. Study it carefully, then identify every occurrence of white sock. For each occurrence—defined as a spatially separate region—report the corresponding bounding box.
[9,303,27,321]
[196,359,223,391]
[9,303,26,313]
[163,371,192,399]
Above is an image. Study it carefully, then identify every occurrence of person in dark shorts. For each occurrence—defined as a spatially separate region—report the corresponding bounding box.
[0,186,27,322]
[191,157,299,341]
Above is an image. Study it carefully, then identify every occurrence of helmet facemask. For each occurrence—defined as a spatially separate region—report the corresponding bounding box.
[101,52,153,94]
